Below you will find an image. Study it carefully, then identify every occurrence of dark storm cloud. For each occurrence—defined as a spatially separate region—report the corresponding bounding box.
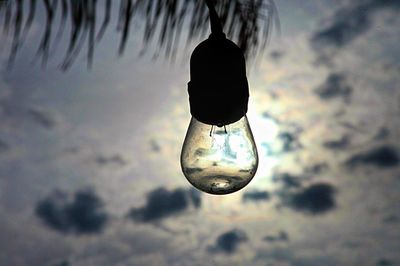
[263,231,289,243]
[95,154,127,167]
[273,173,303,189]
[314,73,352,102]
[27,107,58,129]
[208,229,248,254]
[128,187,201,222]
[323,135,350,150]
[242,190,270,203]
[310,0,400,63]
[346,146,399,168]
[283,183,336,215]
[35,189,108,234]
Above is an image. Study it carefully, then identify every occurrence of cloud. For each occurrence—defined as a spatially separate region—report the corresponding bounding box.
[150,139,161,152]
[27,107,59,129]
[262,111,280,124]
[374,127,390,140]
[208,229,248,254]
[283,183,336,215]
[346,146,399,168]
[383,215,399,224]
[127,187,201,222]
[310,0,400,63]
[376,258,393,266]
[242,190,270,203]
[278,132,302,153]
[263,231,289,243]
[0,103,61,131]
[0,84,11,101]
[95,154,127,167]
[323,135,351,150]
[314,73,352,102]
[35,189,108,234]
[311,5,370,50]
[259,117,303,154]
[270,50,284,61]
[303,163,329,175]
[52,260,70,266]
[0,139,9,152]
[273,173,303,189]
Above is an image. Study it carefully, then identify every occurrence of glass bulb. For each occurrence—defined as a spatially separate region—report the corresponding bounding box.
[181,115,258,195]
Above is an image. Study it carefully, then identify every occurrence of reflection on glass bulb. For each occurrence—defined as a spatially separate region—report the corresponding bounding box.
[181,116,258,195]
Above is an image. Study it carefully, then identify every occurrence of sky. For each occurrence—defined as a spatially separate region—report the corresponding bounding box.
[1,0,400,265]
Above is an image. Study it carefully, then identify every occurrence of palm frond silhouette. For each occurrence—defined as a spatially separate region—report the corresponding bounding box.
[0,0,279,70]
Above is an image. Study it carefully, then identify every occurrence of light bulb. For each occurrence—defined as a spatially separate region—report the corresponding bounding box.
[181,2,257,194]
[181,115,258,195]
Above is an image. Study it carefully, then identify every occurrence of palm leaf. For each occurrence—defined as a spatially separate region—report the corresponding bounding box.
[0,0,279,70]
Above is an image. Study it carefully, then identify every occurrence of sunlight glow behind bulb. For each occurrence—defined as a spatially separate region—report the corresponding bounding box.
[181,116,258,195]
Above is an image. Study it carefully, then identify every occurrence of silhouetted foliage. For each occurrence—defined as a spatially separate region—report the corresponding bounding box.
[0,0,278,70]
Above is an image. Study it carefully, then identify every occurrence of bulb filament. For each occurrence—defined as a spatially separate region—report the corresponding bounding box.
[209,125,228,137]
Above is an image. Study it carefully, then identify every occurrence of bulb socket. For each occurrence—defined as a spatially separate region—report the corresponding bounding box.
[188,35,249,126]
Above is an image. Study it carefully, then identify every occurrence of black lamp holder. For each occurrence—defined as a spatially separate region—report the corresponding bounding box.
[187,0,249,127]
